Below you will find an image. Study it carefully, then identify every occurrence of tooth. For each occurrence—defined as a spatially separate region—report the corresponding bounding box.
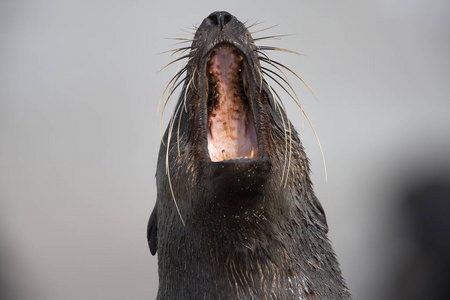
[222,150,229,161]
[249,147,254,159]
[235,56,243,63]
[210,57,215,64]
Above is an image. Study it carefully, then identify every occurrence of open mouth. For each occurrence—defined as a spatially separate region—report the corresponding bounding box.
[206,44,259,162]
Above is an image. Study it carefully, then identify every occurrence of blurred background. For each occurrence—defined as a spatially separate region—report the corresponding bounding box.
[1,0,449,299]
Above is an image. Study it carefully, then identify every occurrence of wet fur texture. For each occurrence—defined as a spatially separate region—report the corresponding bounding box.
[148,11,351,299]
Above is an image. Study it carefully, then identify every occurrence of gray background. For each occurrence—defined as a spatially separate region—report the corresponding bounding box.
[1,0,449,299]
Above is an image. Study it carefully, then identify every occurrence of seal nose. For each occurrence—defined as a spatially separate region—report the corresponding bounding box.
[207,11,233,30]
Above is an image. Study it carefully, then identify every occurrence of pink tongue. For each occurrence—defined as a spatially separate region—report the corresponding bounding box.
[207,47,258,162]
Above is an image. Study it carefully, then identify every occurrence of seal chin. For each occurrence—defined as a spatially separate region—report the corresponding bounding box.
[203,158,271,196]
[206,44,259,162]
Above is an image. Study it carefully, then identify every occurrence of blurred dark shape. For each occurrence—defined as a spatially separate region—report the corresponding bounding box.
[389,174,450,300]
[0,248,18,300]
[0,224,28,300]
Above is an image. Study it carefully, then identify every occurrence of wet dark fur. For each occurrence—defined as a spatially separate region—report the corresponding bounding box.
[148,11,351,299]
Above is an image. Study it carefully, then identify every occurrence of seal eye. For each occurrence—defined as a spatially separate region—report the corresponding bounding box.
[206,45,258,162]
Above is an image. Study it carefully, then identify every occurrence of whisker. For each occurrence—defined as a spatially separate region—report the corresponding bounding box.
[157,69,188,143]
[157,52,196,116]
[167,40,195,46]
[165,103,186,226]
[156,31,199,226]
[157,54,190,73]
[260,58,326,180]
[273,94,293,188]
[259,56,326,180]
[158,47,191,56]
[177,103,184,156]
[262,67,300,102]
[245,20,263,29]
[177,77,193,154]
[258,52,305,133]
[301,110,327,182]
[262,69,299,108]
[262,67,298,98]
[183,73,194,112]
[262,68,302,186]
[261,76,290,185]
[160,75,188,141]
[250,24,279,35]
[253,34,294,41]
[157,65,188,117]
[180,28,196,35]
[259,57,318,101]
[255,63,264,92]
[192,67,199,90]
[171,98,184,156]
[258,46,302,56]
[282,114,292,187]
[165,37,195,42]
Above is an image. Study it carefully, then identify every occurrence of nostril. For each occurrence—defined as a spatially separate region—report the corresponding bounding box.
[223,13,232,26]
[208,13,219,26]
[207,11,233,30]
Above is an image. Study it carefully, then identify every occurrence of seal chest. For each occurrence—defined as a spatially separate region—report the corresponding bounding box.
[148,11,351,300]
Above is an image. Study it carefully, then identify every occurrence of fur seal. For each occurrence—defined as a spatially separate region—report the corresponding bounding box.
[147,11,351,299]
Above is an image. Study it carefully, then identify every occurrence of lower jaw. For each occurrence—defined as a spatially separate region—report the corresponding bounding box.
[207,112,259,162]
[202,157,272,195]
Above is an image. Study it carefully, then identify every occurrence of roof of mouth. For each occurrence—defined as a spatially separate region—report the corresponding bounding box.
[206,46,258,161]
